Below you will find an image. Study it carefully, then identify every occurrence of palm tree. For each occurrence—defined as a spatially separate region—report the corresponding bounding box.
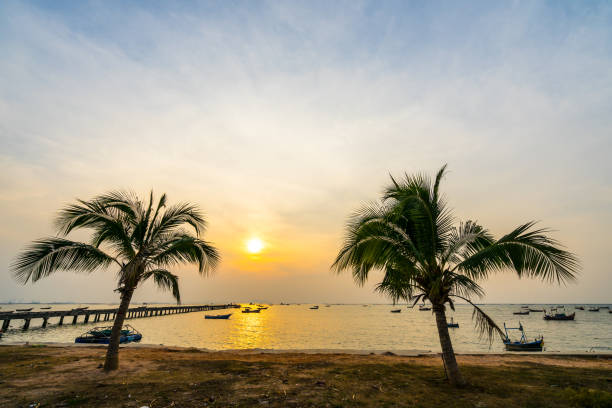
[11,191,219,371]
[332,165,579,386]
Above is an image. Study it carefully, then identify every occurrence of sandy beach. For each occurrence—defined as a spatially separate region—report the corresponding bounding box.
[2,344,611,407]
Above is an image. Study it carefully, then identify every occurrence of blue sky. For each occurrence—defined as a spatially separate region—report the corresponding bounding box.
[1,1,611,304]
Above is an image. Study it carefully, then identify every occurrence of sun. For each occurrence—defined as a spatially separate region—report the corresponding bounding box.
[246,237,264,254]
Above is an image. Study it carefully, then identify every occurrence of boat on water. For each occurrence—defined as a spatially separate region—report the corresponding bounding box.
[528,308,544,312]
[39,307,52,310]
[390,309,401,313]
[543,310,575,321]
[601,306,610,309]
[513,310,529,315]
[503,322,543,352]
[588,307,600,312]
[75,325,142,344]
[242,308,260,313]
[575,306,585,310]
[310,306,319,310]
[16,308,33,312]
[205,313,232,319]
[418,305,431,311]
[447,317,459,328]
[73,307,89,311]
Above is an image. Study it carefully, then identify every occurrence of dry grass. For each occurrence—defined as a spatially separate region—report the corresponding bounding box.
[1,345,611,407]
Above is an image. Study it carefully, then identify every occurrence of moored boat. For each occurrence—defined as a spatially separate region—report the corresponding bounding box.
[205,313,232,319]
[39,307,52,310]
[528,308,544,312]
[543,310,575,321]
[242,308,260,313]
[575,306,584,310]
[390,309,401,313]
[75,325,142,344]
[418,304,431,311]
[16,308,33,312]
[513,310,529,315]
[447,317,459,328]
[588,307,600,312]
[503,322,543,352]
[310,305,319,310]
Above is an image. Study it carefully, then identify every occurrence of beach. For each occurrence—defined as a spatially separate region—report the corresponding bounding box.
[2,344,611,407]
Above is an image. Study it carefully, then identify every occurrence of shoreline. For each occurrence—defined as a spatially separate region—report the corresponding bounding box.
[3,341,612,357]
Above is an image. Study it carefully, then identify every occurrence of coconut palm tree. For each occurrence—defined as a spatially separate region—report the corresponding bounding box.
[332,165,579,386]
[11,191,219,371]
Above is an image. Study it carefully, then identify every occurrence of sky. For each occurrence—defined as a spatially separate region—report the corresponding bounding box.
[1,1,611,304]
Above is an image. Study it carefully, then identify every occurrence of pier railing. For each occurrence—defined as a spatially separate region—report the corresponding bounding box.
[0,304,239,331]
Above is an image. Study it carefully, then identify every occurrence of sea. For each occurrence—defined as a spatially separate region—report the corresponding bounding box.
[1,303,611,353]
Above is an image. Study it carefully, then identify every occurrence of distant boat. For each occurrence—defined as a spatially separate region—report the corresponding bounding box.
[73,307,88,311]
[0,311,14,314]
[575,306,584,310]
[16,308,33,312]
[390,309,401,313]
[503,322,543,352]
[588,307,600,312]
[205,313,232,320]
[418,305,431,311]
[528,308,544,312]
[40,306,52,310]
[513,310,529,315]
[242,309,260,313]
[447,317,459,328]
[556,305,564,308]
[75,325,141,344]
[310,306,319,310]
[543,311,575,321]
[600,306,609,309]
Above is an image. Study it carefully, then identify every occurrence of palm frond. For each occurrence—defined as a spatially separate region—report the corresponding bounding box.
[451,295,505,344]
[453,221,580,284]
[11,237,120,284]
[150,235,219,275]
[142,268,181,303]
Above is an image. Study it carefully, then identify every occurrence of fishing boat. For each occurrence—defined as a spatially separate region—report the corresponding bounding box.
[528,308,544,312]
[310,305,319,310]
[16,308,33,312]
[75,325,142,344]
[418,305,431,311]
[588,307,600,312]
[390,309,401,313]
[513,310,529,315]
[502,322,543,351]
[39,307,52,310]
[242,308,260,313]
[447,317,459,328]
[601,306,610,309]
[205,313,232,319]
[575,306,584,310]
[543,310,575,321]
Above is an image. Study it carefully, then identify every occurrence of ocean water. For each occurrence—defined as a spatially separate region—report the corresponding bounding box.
[1,303,611,353]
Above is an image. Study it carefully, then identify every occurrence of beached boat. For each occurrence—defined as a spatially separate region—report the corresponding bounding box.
[503,322,543,352]
[16,308,33,312]
[242,308,260,313]
[390,309,401,313]
[588,307,600,312]
[75,325,142,344]
[513,310,529,315]
[543,311,575,321]
[310,306,319,310]
[205,313,232,319]
[447,317,459,328]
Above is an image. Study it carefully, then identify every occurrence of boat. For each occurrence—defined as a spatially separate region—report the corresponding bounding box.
[609,310,612,314]
[16,308,33,312]
[601,306,610,309]
[75,325,142,344]
[390,309,401,313]
[39,307,52,310]
[513,310,529,315]
[447,317,459,328]
[543,310,575,321]
[73,307,89,311]
[205,313,232,319]
[242,308,260,313]
[310,306,319,310]
[528,308,544,312]
[575,306,584,310]
[418,305,431,311]
[502,322,543,351]
[588,307,600,312]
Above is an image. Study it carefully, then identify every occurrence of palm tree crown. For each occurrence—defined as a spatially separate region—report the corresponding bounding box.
[12,190,220,303]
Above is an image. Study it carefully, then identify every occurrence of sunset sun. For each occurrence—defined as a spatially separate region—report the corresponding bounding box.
[246,237,264,254]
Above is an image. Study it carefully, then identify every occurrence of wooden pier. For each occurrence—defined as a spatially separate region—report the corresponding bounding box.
[0,304,239,331]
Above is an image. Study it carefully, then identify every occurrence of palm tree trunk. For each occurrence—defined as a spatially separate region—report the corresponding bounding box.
[103,285,135,371]
[433,304,465,386]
